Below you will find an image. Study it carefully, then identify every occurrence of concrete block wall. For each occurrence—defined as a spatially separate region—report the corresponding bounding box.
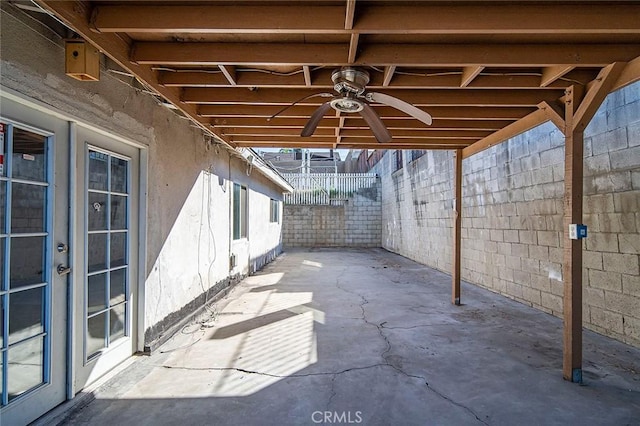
[374,81,640,348]
[283,182,382,248]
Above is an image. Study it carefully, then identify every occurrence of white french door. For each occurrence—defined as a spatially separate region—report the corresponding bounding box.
[72,127,140,391]
[0,99,69,426]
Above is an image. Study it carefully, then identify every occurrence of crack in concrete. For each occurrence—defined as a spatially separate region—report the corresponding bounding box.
[335,274,490,426]
[326,374,338,411]
[157,363,390,379]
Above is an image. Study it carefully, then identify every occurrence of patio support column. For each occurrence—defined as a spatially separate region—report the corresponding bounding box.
[452,148,463,305]
[562,63,625,382]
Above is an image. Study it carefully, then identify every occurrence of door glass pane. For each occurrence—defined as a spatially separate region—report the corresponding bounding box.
[110,232,126,268]
[87,273,107,315]
[110,195,127,230]
[12,128,46,182]
[8,287,44,344]
[86,147,131,360]
[10,236,45,288]
[7,337,44,401]
[0,238,4,287]
[87,233,107,273]
[88,192,108,231]
[0,181,6,232]
[109,304,125,342]
[11,183,46,233]
[110,268,126,305]
[87,313,106,358]
[88,151,108,191]
[111,157,127,193]
[1,294,4,348]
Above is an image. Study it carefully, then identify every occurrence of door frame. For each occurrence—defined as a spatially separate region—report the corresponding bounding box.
[1,86,149,401]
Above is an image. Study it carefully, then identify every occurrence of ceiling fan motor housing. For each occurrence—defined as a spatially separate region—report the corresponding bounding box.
[332,67,370,95]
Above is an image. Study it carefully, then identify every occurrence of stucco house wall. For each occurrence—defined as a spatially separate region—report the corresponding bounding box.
[1,3,287,353]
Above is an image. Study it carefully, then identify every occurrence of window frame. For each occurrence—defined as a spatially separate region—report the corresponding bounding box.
[269,199,279,223]
[232,183,248,240]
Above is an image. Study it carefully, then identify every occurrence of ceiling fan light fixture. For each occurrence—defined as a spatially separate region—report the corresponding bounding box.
[330,97,364,113]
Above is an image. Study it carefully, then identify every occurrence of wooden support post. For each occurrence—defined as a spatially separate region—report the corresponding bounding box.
[562,86,583,382]
[452,148,462,305]
[561,64,625,383]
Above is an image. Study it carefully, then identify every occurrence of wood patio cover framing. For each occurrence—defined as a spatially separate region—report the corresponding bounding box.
[35,0,640,383]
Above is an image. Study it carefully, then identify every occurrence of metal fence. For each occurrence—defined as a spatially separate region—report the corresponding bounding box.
[282,173,378,205]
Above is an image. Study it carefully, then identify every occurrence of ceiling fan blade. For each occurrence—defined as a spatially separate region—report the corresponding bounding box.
[360,103,392,143]
[367,92,433,126]
[301,101,332,137]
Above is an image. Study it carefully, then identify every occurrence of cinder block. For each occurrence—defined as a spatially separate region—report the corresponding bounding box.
[585,286,606,308]
[541,292,563,314]
[613,191,640,213]
[523,287,542,305]
[590,306,624,334]
[531,273,551,292]
[584,194,615,214]
[604,291,640,315]
[537,230,560,247]
[585,233,619,253]
[584,251,604,270]
[622,274,640,297]
[591,127,628,156]
[518,230,537,245]
[623,315,640,341]
[540,147,564,167]
[610,146,640,170]
[589,269,622,292]
[529,245,549,261]
[603,252,639,275]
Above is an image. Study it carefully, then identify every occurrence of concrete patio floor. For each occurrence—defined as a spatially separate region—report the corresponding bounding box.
[49,248,639,426]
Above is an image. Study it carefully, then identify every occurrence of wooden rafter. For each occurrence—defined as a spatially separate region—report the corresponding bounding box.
[91,4,640,34]
[132,42,640,67]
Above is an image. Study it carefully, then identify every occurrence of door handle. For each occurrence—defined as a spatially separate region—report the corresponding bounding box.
[57,264,71,276]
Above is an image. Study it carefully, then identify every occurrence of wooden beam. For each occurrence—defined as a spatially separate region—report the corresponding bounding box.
[92,5,346,33]
[574,62,627,130]
[231,135,475,145]
[460,66,484,87]
[183,87,563,106]
[452,148,462,305]
[303,66,312,86]
[537,101,565,131]
[540,65,574,87]
[612,55,640,91]
[345,0,356,30]
[383,66,396,87]
[91,4,640,34]
[562,85,583,383]
[132,42,349,66]
[218,65,237,86]
[158,68,595,89]
[462,108,549,158]
[132,42,640,67]
[34,0,233,147]
[235,141,470,150]
[357,44,640,68]
[348,33,359,63]
[211,117,512,130]
[199,105,536,120]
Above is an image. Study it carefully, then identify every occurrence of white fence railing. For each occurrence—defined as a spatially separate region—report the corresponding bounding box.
[282,173,377,205]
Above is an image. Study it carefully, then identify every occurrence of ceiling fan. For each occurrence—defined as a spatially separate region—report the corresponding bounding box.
[270,67,433,143]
